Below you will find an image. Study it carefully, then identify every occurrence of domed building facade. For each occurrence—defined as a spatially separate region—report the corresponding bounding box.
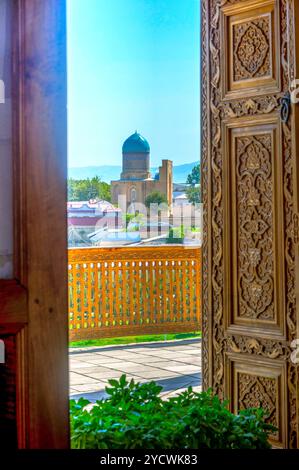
[121,132,151,180]
[111,132,173,213]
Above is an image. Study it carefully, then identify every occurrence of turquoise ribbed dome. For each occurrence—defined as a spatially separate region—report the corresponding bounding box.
[122,131,150,153]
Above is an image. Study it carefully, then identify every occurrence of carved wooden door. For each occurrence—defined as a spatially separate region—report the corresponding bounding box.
[202,0,299,448]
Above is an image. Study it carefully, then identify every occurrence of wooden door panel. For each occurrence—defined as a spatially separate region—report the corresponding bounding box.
[221,0,281,99]
[202,0,298,448]
[225,353,288,448]
[223,116,285,338]
[0,0,27,449]
[0,335,17,447]
[0,282,28,449]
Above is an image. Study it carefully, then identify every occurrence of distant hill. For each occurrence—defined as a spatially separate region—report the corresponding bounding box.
[68,161,199,184]
[172,162,200,183]
[69,166,122,182]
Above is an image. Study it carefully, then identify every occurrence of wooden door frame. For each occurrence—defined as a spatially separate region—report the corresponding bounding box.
[6,0,299,450]
[290,0,299,448]
[0,0,69,448]
[200,0,212,393]
[10,0,299,450]
[201,0,299,448]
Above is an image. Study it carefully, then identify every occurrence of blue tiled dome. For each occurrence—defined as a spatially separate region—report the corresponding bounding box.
[122,131,150,153]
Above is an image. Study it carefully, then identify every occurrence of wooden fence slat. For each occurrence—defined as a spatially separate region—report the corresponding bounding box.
[68,246,201,340]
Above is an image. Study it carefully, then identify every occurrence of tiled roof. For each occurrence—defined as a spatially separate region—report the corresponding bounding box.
[67,200,120,212]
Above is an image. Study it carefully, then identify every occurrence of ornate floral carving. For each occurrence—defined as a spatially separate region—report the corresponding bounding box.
[226,335,290,360]
[238,373,278,439]
[233,18,270,81]
[281,0,297,448]
[248,248,261,267]
[201,0,210,391]
[237,134,275,320]
[222,96,281,119]
[208,0,225,399]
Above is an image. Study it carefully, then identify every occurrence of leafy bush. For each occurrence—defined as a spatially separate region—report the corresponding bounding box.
[166,226,185,244]
[70,375,275,449]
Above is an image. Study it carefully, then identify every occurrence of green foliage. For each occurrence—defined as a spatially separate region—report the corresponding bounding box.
[185,164,201,205]
[166,226,184,244]
[123,213,135,229]
[70,375,275,449]
[145,191,168,209]
[186,164,200,185]
[68,176,111,202]
[123,212,145,231]
[186,185,201,205]
[69,331,201,348]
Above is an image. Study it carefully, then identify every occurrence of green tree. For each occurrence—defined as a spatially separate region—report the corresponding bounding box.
[68,178,76,201]
[186,185,201,205]
[145,191,168,209]
[96,180,111,202]
[123,213,135,229]
[186,164,200,185]
[67,177,111,202]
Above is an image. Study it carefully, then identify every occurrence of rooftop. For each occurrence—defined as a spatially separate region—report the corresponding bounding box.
[122,131,150,154]
[67,200,120,213]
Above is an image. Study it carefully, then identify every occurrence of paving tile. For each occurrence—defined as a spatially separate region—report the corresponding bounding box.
[124,347,156,353]
[191,386,202,393]
[163,349,200,356]
[102,362,154,372]
[183,354,201,360]
[70,373,100,386]
[86,370,132,380]
[70,361,103,370]
[96,351,142,359]
[128,365,171,375]
[145,360,198,370]
[70,354,100,362]
[138,351,182,359]
[165,355,199,363]
[136,369,181,379]
[70,366,115,375]
[162,365,200,374]
[75,357,126,366]
[115,354,163,363]
[176,350,201,355]
[69,372,83,379]
[75,355,128,364]
[69,339,202,397]
[165,344,200,349]
[70,390,109,402]
[74,382,108,392]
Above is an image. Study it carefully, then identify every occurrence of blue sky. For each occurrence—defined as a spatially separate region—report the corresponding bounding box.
[67,0,200,168]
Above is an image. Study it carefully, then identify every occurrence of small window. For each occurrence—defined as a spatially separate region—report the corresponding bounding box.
[131,187,137,203]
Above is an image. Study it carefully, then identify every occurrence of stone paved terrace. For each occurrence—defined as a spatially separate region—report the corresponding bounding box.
[70,338,201,401]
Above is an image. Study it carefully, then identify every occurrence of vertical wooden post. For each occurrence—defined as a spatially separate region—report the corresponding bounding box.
[16,0,69,448]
